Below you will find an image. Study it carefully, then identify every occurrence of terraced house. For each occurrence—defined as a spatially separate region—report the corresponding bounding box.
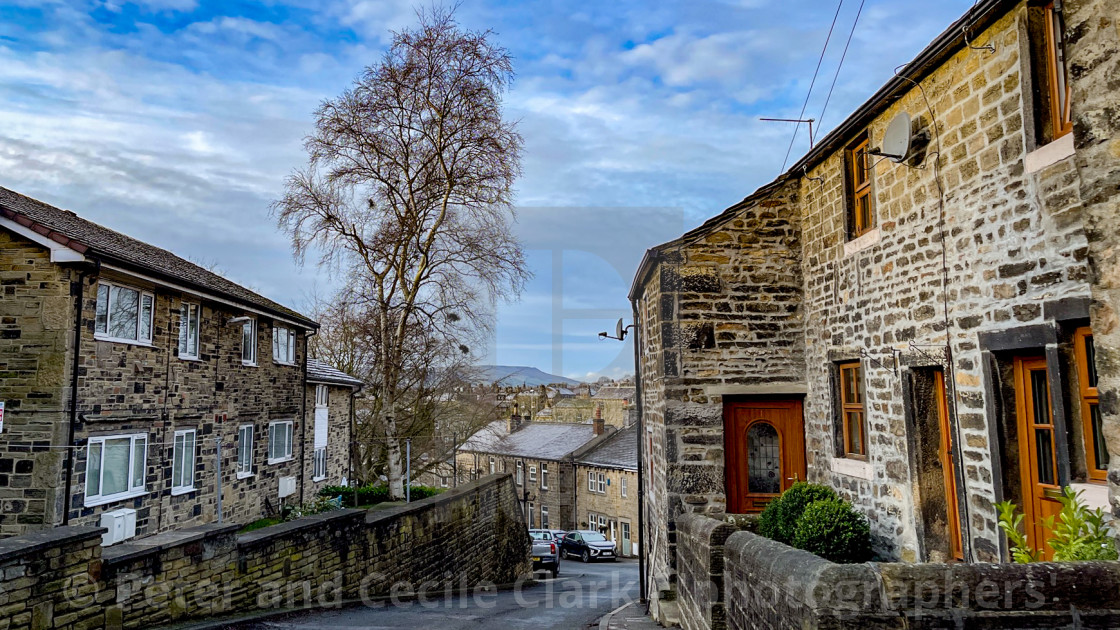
[0,187,360,542]
[630,0,1120,621]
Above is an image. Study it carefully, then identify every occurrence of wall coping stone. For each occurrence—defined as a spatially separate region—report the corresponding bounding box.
[366,474,511,525]
[0,525,104,563]
[103,522,241,566]
[236,508,365,550]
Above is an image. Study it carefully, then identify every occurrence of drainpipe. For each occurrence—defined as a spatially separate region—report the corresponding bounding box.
[348,388,356,489]
[631,298,647,602]
[298,329,315,504]
[62,267,90,525]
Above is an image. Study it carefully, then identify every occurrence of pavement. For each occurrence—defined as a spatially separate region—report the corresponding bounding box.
[223,557,644,630]
[597,601,667,630]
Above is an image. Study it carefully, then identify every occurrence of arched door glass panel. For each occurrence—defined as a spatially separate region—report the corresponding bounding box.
[747,422,781,494]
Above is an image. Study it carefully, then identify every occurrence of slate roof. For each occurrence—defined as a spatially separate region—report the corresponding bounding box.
[0,186,316,327]
[577,424,638,471]
[593,386,635,401]
[307,359,364,389]
[461,421,599,461]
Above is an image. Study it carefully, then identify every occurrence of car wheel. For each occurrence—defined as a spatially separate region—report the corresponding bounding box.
[581,550,590,563]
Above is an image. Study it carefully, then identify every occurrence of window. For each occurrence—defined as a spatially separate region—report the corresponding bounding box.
[268,420,293,463]
[597,472,606,493]
[588,471,596,492]
[237,424,254,478]
[313,385,328,479]
[589,512,596,528]
[540,464,549,489]
[441,475,449,488]
[178,302,200,359]
[489,457,496,475]
[541,505,550,529]
[529,465,537,482]
[85,433,147,506]
[172,429,196,494]
[1040,2,1072,142]
[598,515,607,532]
[839,362,868,459]
[621,476,628,497]
[516,461,523,485]
[313,447,327,480]
[845,133,874,239]
[528,502,534,528]
[272,325,297,365]
[1075,328,1107,482]
[95,282,154,344]
[242,318,257,365]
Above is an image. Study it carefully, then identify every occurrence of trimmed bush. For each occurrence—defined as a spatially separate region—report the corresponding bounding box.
[319,484,443,506]
[756,482,838,545]
[791,498,872,564]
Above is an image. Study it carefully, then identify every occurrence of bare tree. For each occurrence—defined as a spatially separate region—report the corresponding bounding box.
[275,8,528,498]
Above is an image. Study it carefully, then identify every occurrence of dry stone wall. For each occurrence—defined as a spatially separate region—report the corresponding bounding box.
[0,473,530,630]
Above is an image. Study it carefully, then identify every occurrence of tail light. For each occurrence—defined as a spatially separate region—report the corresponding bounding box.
[550,543,556,554]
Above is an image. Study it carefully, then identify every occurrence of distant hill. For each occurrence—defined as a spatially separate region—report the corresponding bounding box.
[466,365,582,387]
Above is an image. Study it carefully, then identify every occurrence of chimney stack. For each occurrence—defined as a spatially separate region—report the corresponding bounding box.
[508,408,521,433]
[593,404,604,436]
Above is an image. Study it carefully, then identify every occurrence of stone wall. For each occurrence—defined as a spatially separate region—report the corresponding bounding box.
[1065,0,1120,514]
[301,382,354,503]
[675,513,737,630]
[0,229,76,536]
[0,473,530,630]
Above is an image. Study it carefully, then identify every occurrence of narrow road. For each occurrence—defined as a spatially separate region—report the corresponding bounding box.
[230,558,641,630]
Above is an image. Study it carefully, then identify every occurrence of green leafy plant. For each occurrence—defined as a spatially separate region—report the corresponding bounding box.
[995,488,1117,563]
[791,498,873,564]
[319,483,444,507]
[757,482,839,545]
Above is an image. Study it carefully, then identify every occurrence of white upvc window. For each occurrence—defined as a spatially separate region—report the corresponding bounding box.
[597,473,606,493]
[268,420,294,463]
[588,471,595,492]
[540,463,548,490]
[528,502,534,528]
[541,505,550,529]
[85,433,147,506]
[178,302,200,359]
[313,447,327,481]
[171,429,197,495]
[599,515,607,532]
[95,281,154,345]
[516,461,523,485]
[489,457,496,474]
[315,384,329,407]
[621,476,628,497]
[441,475,449,488]
[241,317,257,365]
[237,424,254,479]
[529,465,537,482]
[272,325,297,365]
[588,512,596,528]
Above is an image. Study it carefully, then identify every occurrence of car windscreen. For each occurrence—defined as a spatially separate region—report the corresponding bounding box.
[530,532,551,540]
[583,532,607,542]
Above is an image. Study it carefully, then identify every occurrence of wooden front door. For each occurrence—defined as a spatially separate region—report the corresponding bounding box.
[934,371,964,560]
[725,400,807,513]
[1014,356,1063,559]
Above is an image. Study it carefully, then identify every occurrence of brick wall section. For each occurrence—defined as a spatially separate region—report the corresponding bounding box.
[719,522,1120,629]
[1065,0,1120,513]
[0,230,76,536]
[675,514,738,630]
[0,474,530,630]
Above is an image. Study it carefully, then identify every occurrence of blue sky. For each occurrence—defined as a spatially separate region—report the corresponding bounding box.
[0,0,974,381]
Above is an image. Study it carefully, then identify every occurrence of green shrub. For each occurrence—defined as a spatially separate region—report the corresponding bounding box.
[757,482,839,545]
[996,487,1118,563]
[791,499,873,564]
[319,483,444,506]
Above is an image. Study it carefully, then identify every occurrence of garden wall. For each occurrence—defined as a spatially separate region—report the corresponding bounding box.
[677,514,1120,630]
[0,473,530,630]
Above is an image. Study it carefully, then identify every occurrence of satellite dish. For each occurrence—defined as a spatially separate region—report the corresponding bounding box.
[881,112,912,162]
[615,318,624,339]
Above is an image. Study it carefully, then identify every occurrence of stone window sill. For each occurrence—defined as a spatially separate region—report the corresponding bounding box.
[843,227,881,258]
[1025,133,1074,173]
[1070,482,1109,511]
[312,476,327,483]
[831,457,872,480]
[94,334,155,348]
[85,488,147,508]
[236,471,254,480]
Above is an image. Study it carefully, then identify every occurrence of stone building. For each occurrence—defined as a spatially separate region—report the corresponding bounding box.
[575,423,639,557]
[456,413,615,530]
[0,187,357,541]
[302,360,364,502]
[629,0,1120,621]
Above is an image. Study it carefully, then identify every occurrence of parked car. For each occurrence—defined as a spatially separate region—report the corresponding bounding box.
[549,530,568,544]
[560,530,616,562]
[529,529,560,577]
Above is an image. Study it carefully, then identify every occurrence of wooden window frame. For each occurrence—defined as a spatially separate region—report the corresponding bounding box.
[1074,327,1106,482]
[839,361,869,460]
[845,134,874,239]
[1042,2,1072,140]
